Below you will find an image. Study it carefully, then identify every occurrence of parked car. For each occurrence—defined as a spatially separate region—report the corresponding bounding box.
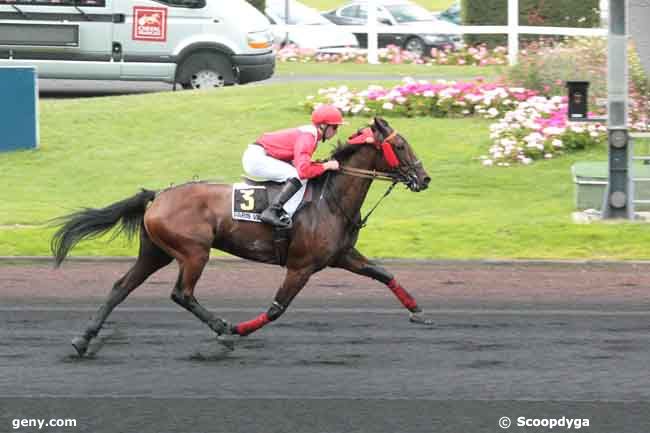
[322,0,462,57]
[433,1,461,25]
[265,0,359,52]
[0,0,275,89]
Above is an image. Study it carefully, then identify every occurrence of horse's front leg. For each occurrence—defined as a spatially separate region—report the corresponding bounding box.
[333,248,434,325]
[230,266,314,336]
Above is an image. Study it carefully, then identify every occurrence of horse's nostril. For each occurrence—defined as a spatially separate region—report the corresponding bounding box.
[423,176,431,185]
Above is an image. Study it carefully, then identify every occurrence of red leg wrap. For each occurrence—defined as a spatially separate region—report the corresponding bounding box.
[388,279,418,311]
[234,313,270,336]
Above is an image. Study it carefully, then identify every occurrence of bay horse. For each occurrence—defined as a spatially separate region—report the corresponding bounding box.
[51,117,432,357]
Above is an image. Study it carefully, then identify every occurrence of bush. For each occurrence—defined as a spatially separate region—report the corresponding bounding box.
[246,0,265,13]
[461,0,600,46]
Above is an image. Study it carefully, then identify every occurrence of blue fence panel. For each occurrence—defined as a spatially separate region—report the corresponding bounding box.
[0,66,39,152]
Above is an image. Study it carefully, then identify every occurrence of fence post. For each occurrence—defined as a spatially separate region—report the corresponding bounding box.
[602,0,631,218]
[507,0,519,66]
[367,0,379,64]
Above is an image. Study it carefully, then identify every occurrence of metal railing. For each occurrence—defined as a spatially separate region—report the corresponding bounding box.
[272,0,606,65]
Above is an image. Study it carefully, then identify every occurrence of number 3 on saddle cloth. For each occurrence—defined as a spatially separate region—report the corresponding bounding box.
[232,178,315,266]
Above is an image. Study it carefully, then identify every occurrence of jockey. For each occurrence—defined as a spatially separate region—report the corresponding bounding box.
[242,104,343,228]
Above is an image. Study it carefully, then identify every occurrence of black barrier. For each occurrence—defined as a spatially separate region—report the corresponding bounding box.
[566,81,590,120]
[0,67,38,152]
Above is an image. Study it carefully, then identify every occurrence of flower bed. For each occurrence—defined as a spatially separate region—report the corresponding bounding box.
[483,97,607,166]
[303,77,537,118]
[303,78,608,166]
[277,44,508,67]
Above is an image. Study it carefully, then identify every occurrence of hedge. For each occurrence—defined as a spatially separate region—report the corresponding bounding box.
[460,0,600,46]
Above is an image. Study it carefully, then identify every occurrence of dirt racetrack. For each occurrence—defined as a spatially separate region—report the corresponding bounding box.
[1,259,650,432]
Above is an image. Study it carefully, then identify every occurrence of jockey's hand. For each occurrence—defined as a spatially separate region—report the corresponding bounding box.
[323,160,340,171]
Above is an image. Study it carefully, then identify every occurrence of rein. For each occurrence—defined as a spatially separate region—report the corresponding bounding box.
[322,171,398,233]
[339,166,398,182]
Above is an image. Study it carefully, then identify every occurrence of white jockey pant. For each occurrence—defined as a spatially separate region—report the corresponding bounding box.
[242,144,307,216]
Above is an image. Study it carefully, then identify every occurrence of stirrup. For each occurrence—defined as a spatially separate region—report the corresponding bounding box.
[260,208,292,228]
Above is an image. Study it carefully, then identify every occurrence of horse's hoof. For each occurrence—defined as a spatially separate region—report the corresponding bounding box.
[216,334,237,351]
[71,336,89,357]
[208,319,229,336]
[409,313,434,326]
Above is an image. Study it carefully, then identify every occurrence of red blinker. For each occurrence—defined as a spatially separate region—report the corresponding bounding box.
[381,142,400,168]
[348,128,400,168]
[347,127,374,145]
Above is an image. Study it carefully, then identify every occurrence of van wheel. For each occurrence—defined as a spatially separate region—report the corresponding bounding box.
[177,51,235,90]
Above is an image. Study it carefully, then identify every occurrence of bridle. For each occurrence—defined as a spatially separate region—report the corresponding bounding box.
[340,129,422,185]
[322,127,421,232]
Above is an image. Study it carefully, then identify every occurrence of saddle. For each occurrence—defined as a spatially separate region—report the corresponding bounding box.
[232,177,318,266]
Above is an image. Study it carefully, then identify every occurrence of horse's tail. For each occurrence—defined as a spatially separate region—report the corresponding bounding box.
[50,189,157,267]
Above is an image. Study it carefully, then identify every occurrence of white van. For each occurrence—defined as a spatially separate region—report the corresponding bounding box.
[0,0,275,88]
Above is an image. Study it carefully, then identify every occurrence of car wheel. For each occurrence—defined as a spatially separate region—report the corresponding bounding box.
[404,37,426,57]
[177,51,235,90]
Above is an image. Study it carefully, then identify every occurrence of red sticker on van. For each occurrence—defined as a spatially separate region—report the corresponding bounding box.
[132,7,167,42]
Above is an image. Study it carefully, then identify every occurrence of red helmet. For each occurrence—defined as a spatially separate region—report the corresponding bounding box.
[311,105,344,126]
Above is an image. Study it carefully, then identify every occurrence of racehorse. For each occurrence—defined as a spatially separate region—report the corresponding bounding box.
[51,117,432,357]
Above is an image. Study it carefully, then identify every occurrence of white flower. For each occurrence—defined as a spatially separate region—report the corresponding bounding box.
[544,153,553,159]
[543,127,565,136]
[552,139,563,148]
[570,126,585,133]
[482,159,494,166]
[395,96,407,104]
[487,107,499,117]
[524,132,544,143]
[382,102,394,110]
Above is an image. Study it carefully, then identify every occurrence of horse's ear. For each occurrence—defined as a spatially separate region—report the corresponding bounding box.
[373,117,390,135]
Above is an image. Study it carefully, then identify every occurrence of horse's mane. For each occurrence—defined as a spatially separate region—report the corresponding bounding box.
[328,124,378,162]
[329,140,363,162]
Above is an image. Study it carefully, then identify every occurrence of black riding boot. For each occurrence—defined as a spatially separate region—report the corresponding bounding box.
[260,178,303,228]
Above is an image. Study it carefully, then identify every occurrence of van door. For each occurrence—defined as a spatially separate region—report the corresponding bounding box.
[0,0,119,79]
[111,0,209,81]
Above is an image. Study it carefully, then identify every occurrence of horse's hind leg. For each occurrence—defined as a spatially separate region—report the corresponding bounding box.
[72,229,173,356]
[169,249,229,335]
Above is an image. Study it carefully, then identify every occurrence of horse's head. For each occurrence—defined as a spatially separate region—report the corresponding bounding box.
[346,117,430,192]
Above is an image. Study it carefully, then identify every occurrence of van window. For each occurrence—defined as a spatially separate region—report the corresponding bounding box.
[152,0,206,8]
[0,0,105,6]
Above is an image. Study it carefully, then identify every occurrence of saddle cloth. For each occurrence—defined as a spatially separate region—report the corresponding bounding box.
[231,178,315,223]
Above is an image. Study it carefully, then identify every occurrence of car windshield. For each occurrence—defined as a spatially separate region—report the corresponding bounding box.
[267,0,331,25]
[385,3,433,23]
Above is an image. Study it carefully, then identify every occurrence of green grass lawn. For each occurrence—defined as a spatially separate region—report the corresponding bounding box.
[277,62,501,79]
[302,0,455,12]
[3,79,650,260]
